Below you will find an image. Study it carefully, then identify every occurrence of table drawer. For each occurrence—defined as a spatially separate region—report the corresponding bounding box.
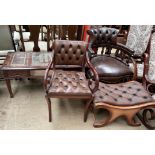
[3,70,30,77]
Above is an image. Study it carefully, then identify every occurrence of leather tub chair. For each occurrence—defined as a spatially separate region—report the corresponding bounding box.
[87,27,136,83]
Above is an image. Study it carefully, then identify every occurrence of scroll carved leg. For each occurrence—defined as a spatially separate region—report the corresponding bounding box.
[137,108,155,130]
[126,116,141,126]
[93,106,141,128]
[93,109,120,128]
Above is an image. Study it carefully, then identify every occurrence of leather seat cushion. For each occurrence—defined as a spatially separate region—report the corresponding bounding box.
[94,81,153,106]
[48,70,92,96]
[91,55,133,82]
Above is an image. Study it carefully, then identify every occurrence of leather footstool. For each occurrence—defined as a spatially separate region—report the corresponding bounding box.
[93,81,155,127]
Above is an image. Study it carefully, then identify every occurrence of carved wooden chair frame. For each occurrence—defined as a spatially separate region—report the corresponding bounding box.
[87,27,137,83]
[44,40,99,122]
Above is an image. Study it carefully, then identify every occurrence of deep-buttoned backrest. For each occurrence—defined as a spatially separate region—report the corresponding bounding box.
[53,40,87,67]
[87,27,119,45]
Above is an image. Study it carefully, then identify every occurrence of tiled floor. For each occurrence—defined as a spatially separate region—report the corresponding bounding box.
[0,79,147,130]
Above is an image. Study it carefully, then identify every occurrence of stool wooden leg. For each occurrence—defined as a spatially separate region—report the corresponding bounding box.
[93,109,119,127]
[93,102,155,128]
[126,115,141,126]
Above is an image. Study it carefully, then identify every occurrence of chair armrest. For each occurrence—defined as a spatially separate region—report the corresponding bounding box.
[117,42,135,54]
[44,60,53,92]
[86,52,99,93]
[142,53,155,94]
[87,47,96,58]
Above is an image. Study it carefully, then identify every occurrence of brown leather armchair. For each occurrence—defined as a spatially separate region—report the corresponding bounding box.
[87,27,137,83]
[44,40,99,122]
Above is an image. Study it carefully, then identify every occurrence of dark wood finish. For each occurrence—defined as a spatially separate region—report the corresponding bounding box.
[68,25,77,40]
[19,25,25,51]
[77,25,83,40]
[87,27,137,83]
[29,26,40,51]
[44,40,99,122]
[19,25,50,52]
[1,52,53,97]
[137,26,155,129]
[3,71,14,98]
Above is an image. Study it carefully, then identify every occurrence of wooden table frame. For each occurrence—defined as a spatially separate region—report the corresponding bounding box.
[1,52,53,98]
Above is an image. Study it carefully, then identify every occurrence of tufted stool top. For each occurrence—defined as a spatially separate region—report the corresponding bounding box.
[47,70,92,96]
[94,81,153,106]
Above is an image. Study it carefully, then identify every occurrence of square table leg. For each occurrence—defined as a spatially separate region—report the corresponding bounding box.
[3,71,14,98]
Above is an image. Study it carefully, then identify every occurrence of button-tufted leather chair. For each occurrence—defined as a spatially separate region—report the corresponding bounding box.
[87,27,137,83]
[44,40,99,122]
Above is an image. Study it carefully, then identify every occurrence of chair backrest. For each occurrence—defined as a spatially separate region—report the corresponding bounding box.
[126,25,153,56]
[19,25,50,52]
[148,27,155,81]
[88,27,119,46]
[87,27,134,66]
[53,40,87,67]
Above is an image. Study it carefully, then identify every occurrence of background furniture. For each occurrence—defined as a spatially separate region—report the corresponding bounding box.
[126,25,153,79]
[1,52,53,97]
[58,25,83,40]
[18,25,50,52]
[0,25,16,80]
[136,26,155,129]
[44,40,99,122]
[87,27,136,83]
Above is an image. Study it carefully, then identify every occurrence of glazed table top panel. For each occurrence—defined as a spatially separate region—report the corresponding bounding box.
[1,52,53,70]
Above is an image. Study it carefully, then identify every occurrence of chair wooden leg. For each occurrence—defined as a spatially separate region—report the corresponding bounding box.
[84,98,93,122]
[45,96,52,122]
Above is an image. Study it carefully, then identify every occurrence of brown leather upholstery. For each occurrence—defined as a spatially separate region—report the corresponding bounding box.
[87,27,135,83]
[94,81,153,106]
[88,27,119,44]
[44,40,99,122]
[47,70,91,97]
[53,40,87,66]
[91,55,133,83]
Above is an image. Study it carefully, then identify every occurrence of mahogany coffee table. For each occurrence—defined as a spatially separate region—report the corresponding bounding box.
[1,52,53,98]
